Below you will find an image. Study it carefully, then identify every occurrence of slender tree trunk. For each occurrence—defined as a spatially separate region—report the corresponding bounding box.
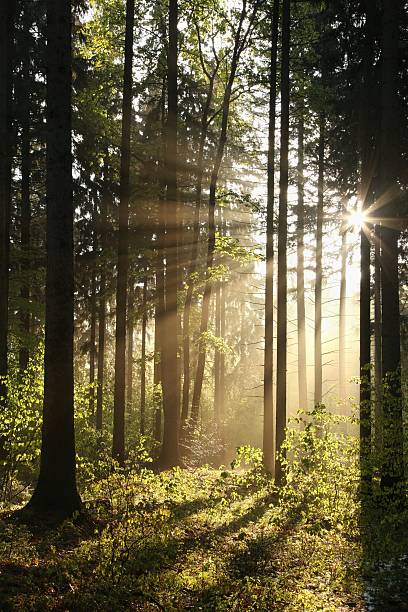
[275,0,290,484]
[27,0,81,517]
[89,202,97,416]
[214,280,221,424]
[126,284,134,413]
[19,28,31,372]
[359,0,376,488]
[140,274,147,435]
[374,227,382,456]
[0,0,14,396]
[191,3,258,428]
[96,164,109,432]
[154,273,162,442]
[296,114,307,410]
[160,0,180,468]
[379,0,403,490]
[314,120,324,407]
[339,202,347,400]
[220,272,226,423]
[263,0,279,475]
[112,0,134,465]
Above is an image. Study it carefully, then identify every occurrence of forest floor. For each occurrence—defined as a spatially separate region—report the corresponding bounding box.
[0,461,407,611]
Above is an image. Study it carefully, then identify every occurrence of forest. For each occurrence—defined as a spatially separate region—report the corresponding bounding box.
[1,0,408,609]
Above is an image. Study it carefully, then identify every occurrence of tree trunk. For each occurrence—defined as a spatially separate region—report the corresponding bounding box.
[89,201,97,416]
[96,164,109,432]
[275,0,290,484]
[339,202,347,400]
[19,26,31,373]
[374,227,382,456]
[126,285,134,413]
[0,0,14,395]
[140,274,147,435]
[214,280,221,424]
[112,0,134,465]
[296,114,307,410]
[359,0,376,488]
[263,0,279,475]
[27,0,81,518]
[379,0,403,490]
[159,0,181,468]
[154,269,162,442]
[314,120,324,407]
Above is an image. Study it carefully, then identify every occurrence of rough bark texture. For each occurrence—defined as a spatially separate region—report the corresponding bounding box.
[112,0,134,465]
[263,0,279,476]
[27,0,81,518]
[275,0,290,484]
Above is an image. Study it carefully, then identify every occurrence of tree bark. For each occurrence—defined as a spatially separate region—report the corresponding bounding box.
[263,0,279,476]
[140,273,147,435]
[159,0,181,468]
[314,120,324,407]
[126,283,134,413]
[27,0,81,518]
[112,0,134,465]
[379,0,403,490]
[339,202,347,400]
[0,0,14,395]
[96,163,109,432]
[19,24,31,373]
[275,0,290,484]
[296,114,307,410]
[89,201,97,416]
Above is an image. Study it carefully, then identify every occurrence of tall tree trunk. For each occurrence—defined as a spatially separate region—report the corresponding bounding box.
[126,284,134,413]
[339,202,347,400]
[19,27,31,373]
[214,280,221,425]
[159,0,181,468]
[191,2,258,428]
[96,164,109,432]
[314,120,324,406]
[140,273,147,435]
[296,114,307,410]
[379,0,403,490]
[359,0,376,488]
[275,0,290,484]
[89,201,97,416]
[263,0,279,475]
[154,270,162,442]
[112,0,134,465]
[27,0,81,517]
[374,227,382,456]
[0,0,14,396]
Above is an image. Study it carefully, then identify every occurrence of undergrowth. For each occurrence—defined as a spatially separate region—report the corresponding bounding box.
[0,408,370,611]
